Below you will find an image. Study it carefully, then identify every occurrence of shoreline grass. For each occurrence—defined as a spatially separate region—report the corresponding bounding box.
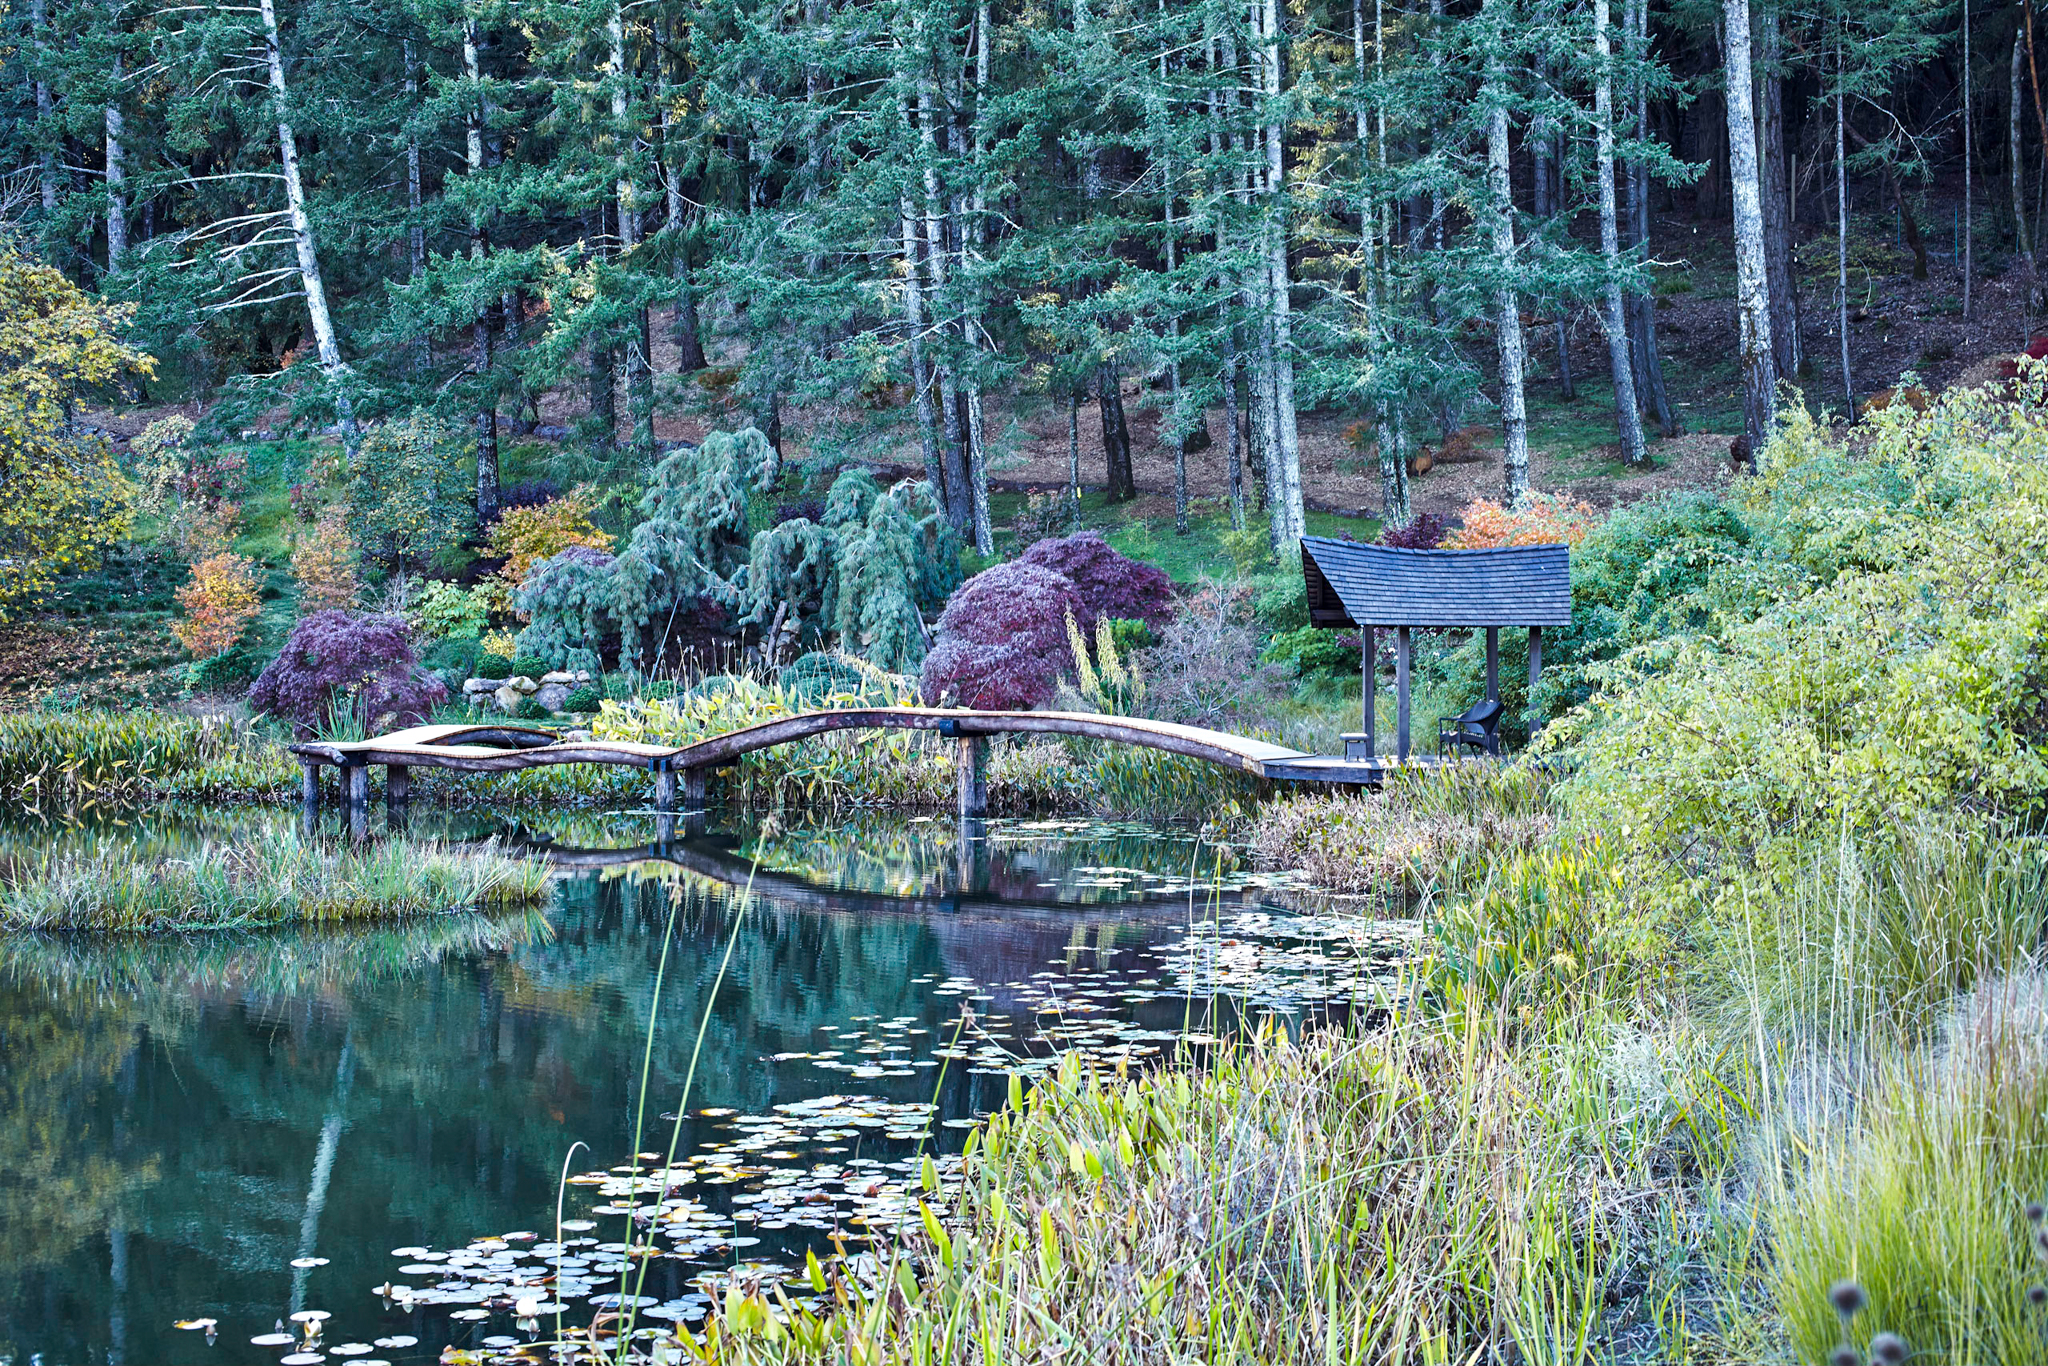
[0,828,552,931]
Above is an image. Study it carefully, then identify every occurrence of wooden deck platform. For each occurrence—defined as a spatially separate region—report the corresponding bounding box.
[290,711,1464,836]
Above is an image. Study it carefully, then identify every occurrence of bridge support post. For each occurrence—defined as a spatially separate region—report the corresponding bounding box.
[653,765,677,812]
[385,764,410,828]
[956,736,987,819]
[344,761,369,841]
[299,760,321,836]
[683,767,706,809]
[1395,626,1412,761]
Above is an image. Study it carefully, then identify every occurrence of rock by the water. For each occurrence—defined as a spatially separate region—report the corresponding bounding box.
[540,670,576,685]
[493,684,523,713]
[534,682,572,712]
[574,670,593,683]
[507,675,539,694]
[462,677,499,695]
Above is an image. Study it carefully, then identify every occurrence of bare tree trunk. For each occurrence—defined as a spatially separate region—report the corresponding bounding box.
[104,49,126,272]
[1724,0,1776,466]
[1838,41,1854,405]
[259,0,358,459]
[1757,9,1800,379]
[1258,0,1304,544]
[1964,0,1974,320]
[1533,61,1573,401]
[32,0,56,216]
[1067,389,1082,528]
[612,5,654,463]
[1483,0,1529,503]
[900,190,945,498]
[404,41,425,282]
[462,16,499,519]
[1626,0,1679,436]
[1360,0,1408,526]
[964,1,994,554]
[2016,37,2036,280]
[1160,11,1189,536]
[1099,362,1137,501]
[1594,0,1647,467]
[915,72,971,530]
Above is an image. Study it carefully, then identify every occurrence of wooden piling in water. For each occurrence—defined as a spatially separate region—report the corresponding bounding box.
[956,736,987,818]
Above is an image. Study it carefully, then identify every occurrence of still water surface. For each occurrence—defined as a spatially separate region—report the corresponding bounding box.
[0,808,1408,1366]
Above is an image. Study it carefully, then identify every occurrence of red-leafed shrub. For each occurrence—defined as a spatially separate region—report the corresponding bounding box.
[1379,512,1449,550]
[919,562,1083,709]
[1017,531,1175,629]
[249,609,446,734]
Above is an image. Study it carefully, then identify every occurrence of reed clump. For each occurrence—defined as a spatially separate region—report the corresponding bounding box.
[0,709,299,807]
[0,828,550,931]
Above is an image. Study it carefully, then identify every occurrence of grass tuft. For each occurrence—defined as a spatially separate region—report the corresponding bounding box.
[0,828,551,931]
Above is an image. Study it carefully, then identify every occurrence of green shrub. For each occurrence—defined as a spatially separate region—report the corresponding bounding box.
[1259,624,1361,676]
[562,684,602,713]
[475,652,514,678]
[510,654,552,679]
[411,579,489,641]
[779,650,868,705]
[185,646,259,695]
[1106,617,1154,654]
[514,696,552,720]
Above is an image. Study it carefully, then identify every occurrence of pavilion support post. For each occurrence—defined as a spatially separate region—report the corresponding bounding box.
[1527,626,1544,746]
[1485,627,1499,703]
[385,764,410,827]
[299,760,321,836]
[1361,626,1376,756]
[344,762,369,841]
[957,735,988,819]
[1395,626,1412,761]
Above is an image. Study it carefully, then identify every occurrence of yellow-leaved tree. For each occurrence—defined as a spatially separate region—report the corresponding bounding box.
[0,252,152,617]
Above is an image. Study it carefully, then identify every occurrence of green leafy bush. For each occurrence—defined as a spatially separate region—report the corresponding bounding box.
[509,654,552,679]
[347,412,474,573]
[514,697,552,720]
[1260,624,1361,676]
[562,684,602,713]
[475,652,513,678]
[411,579,489,641]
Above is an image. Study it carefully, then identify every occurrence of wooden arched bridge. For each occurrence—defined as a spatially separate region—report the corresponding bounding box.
[291,708,1426,835]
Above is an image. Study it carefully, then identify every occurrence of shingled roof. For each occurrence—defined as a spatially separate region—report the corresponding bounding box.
[1299,538,1571,629]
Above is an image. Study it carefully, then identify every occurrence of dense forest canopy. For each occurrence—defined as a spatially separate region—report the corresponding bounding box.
[0,0,2029,560]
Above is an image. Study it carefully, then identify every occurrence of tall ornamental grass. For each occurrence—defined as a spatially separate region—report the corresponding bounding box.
[0,709,298,805]
[0,828,550,930]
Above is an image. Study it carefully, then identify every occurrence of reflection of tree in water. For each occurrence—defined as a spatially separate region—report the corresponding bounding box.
[0,807,1242,1366]
[0,985,156,1284]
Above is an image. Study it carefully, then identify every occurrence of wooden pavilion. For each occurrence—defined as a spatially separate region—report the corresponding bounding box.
[1299,538,1572,760]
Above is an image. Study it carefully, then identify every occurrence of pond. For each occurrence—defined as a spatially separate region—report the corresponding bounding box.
[0,807,1414,1366]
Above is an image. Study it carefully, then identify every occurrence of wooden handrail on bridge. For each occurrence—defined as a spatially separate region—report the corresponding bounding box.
[290,707,1427,837]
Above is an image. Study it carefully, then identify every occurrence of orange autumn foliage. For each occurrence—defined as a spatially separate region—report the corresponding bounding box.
[1440,492,1596,550]
[486,486,611,585]
[172,551,261,658]
[292,511,359,614]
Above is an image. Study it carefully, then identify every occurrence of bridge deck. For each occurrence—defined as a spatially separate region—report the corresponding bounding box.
[290,707,1443,836]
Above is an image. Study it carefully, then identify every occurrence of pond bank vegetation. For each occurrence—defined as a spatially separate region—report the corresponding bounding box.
[0,828,550,932]
[528,393,2048,1363]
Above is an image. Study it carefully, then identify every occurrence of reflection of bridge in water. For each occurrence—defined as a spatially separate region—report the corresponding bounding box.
[496,823,1222,925]
[292,708,1455,837]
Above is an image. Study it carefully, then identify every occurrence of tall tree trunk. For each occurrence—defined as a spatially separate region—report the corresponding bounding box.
[1159,11,1189,536]
[104,50,126,272]
[1838,40,1854,405]
[1594,0,1647,467]
[1258,0,1304,545]
[1534,61,1573,400]
[1626,0,1679,436]
[915,72,971,530]
[259,0,359,459]
[1482,0,1529,503]
[612,5,654,463]
[1099,362,1136,501]
[660,33,708,376]
[963,2,994,554]
[1210,28,1246,531]
[1724,0,1776,466]
[1964,0,1974,320]
[899,191,945,498]
[32,0,56,216]
[462,16,499,520]
[1756,10,1799,379]
[1845,123,1930,280]
[2015,37,2035,284]
[1360,0,1408,525]
[1067,388,1082,528]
